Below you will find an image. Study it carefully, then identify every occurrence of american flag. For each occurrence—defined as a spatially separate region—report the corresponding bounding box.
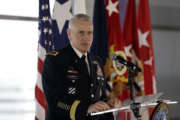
[35,0,53,119]
[35,0,72,119]
[35,0,86,119]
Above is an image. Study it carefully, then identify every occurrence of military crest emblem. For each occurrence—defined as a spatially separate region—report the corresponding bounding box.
[150,102,169,120]
[112,51,127,75]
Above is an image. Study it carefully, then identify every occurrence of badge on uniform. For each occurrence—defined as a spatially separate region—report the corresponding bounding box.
[66,69,80,79]
[96,63,103,77]
[67,70,79,74]
[68,87,76,95]
[66,65,80,79]
[67,65,79,74]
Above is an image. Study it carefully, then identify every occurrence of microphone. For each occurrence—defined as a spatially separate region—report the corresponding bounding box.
[112,54,141,72]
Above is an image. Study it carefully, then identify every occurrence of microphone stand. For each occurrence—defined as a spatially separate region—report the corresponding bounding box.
[113,55,142,120]
[127,68,141,120]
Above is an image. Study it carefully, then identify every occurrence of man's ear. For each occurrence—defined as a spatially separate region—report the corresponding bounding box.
[67,28,71,40]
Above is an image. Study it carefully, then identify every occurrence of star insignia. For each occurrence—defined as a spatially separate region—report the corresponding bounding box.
[49,29,52,35]
[130,49,140,64]
[43,28,48,34]
[42,16,48,22]
[106,0,119,17]
[138,29,150,48]
[52,0,72,34]
[144,57,153,66]
[41,5,45,10]
[125,45,132,58]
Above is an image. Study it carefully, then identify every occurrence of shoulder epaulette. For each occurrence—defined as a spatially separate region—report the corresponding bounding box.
[46,51,59,56]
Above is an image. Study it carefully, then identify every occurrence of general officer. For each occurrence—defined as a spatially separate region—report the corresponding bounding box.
[42,14,121,120]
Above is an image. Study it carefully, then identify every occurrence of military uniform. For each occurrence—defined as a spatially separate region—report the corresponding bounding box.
[42,44,113,120]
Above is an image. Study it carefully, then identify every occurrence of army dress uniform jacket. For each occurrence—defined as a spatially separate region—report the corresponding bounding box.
[42,45,113,120]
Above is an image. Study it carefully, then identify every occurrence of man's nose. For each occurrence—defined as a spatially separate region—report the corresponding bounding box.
[83,33,90,39]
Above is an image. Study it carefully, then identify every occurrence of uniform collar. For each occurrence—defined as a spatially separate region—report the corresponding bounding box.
[70,43,87,58]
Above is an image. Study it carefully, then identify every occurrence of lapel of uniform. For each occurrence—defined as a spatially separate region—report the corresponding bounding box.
[87,53,96,81]
[66,44,80,68]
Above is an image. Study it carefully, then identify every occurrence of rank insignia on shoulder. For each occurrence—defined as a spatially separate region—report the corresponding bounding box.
[46,51,59,56]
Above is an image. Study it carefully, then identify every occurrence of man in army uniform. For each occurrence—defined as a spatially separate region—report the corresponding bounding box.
[42,14,121,120]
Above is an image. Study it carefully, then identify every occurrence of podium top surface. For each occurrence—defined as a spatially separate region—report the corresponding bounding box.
[90,93,178,116]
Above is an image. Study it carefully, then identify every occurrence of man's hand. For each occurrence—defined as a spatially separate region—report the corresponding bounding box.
[87,101,110,113]
[107,98,121,108]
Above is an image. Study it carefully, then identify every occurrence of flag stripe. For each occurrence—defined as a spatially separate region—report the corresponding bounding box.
[35,85,47,110]
[38,44,46,61]
[35,116,38,120]
[37,72,43,91]
[35,99,46,120]
[38,58,44,74]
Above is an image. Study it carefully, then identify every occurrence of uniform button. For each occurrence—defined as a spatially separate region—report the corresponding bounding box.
[91,94,94,98]
[72,80,75,83]
[90,83,94,87]
[97,77,100,80]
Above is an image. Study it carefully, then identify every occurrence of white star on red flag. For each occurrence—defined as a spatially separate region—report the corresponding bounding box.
[52,0,72,34]
[106,0,119,17]
[144,57,153,66]
[125,44,132,58]
[138,29,150,48]
[131,49,139,63]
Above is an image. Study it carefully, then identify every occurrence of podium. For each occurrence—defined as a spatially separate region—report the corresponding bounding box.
[103,55,178,120]
[90,93,178,120]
